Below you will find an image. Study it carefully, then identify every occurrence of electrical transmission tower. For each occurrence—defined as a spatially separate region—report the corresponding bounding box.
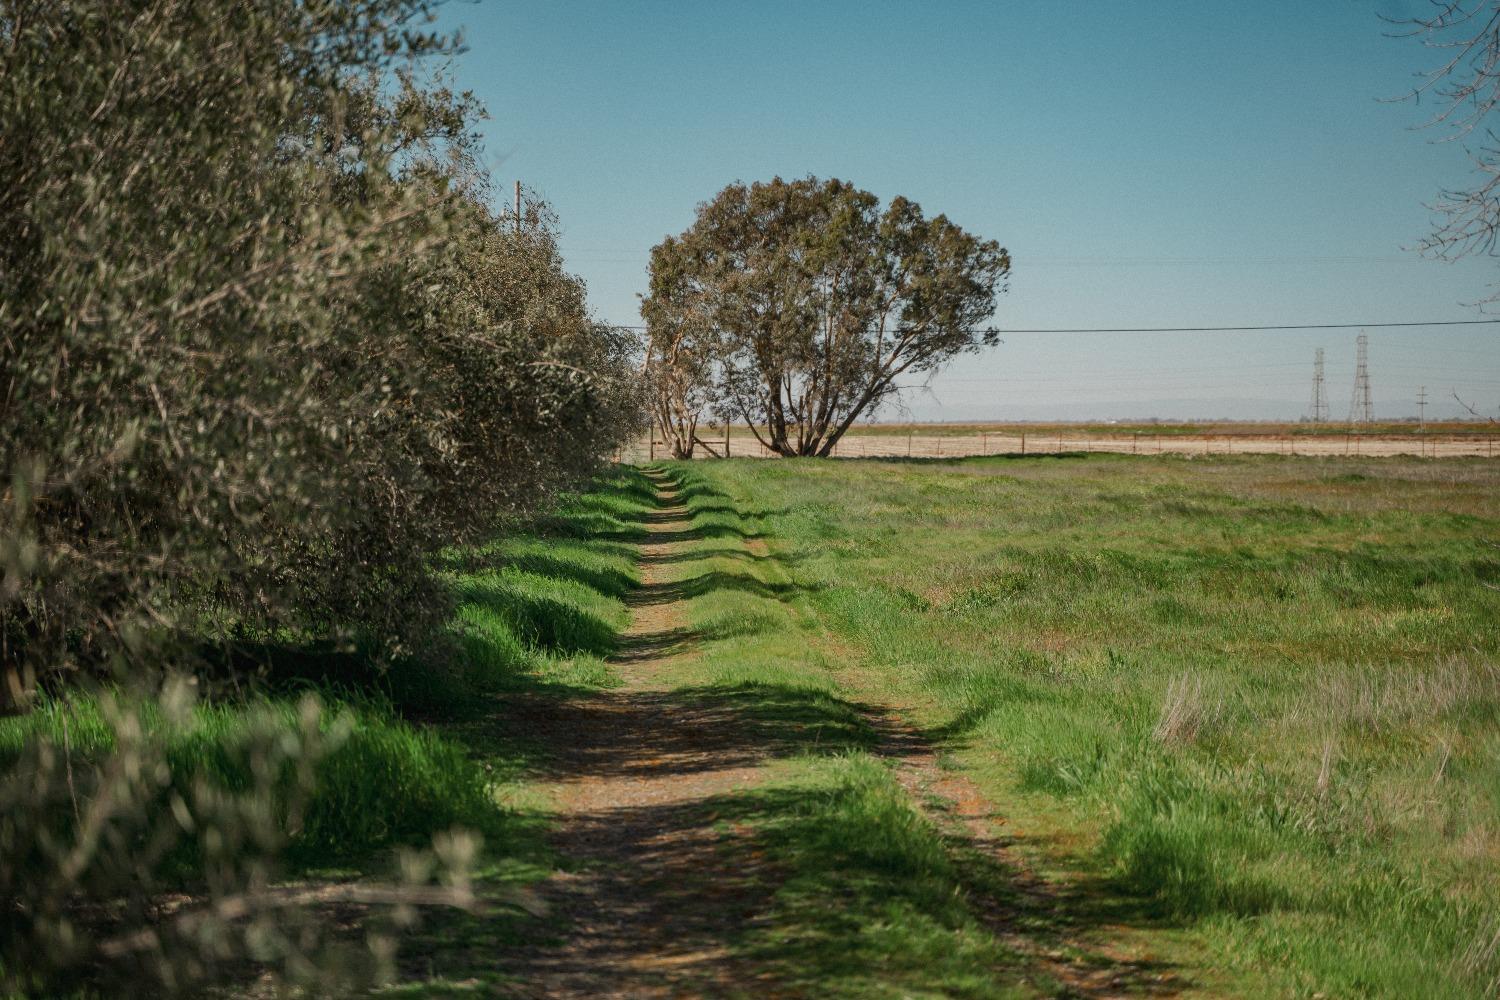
[1348,332,1373,426]
[1417,385,1428,430]
[1309,348,1328,423]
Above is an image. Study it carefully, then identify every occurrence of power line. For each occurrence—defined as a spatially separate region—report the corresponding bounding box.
[608,319,1500,333]
[1002,319,1500,333]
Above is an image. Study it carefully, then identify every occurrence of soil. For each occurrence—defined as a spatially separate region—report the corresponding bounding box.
[496,473,782,998]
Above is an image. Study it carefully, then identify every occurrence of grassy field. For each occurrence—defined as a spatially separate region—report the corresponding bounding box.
[678,453,1500,997]
[7,455,1497,996]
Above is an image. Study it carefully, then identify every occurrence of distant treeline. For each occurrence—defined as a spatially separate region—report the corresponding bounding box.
[0,0,645,704]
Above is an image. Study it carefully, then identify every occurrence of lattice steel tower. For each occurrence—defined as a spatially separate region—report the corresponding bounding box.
[1348,332,1373,425]
[1308,348,1328,423]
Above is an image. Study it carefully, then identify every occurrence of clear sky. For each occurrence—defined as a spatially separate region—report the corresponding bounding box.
[433,0,1500,422]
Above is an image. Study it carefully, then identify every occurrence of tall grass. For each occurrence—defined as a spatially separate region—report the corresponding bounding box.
[0,693,499,867]
[733,754,1032,999]
[685,454,1500,997]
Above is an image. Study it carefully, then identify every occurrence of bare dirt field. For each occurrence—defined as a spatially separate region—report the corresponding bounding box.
[619,422,1500,463]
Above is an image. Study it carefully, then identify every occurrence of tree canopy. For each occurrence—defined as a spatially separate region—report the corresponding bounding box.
[0,0,643,702]
[643,177,1009,457]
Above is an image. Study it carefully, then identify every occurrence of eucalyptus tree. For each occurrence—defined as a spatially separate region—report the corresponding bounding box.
[641,236,723,458]
[645,177,1008,457]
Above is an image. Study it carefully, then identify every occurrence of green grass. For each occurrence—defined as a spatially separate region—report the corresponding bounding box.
[590,463,1044,997]
[0,692,502,867]
[726,753,1035,999]
[409,464,652,704]
[676,453,1500,998]
[15,455,1495,995]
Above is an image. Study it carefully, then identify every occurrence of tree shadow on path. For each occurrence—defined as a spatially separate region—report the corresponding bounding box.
[406,464,1196,998]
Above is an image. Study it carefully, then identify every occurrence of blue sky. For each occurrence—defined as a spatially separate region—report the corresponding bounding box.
[434,0,1500,421]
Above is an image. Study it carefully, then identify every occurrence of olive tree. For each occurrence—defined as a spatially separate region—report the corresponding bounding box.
[644,177,1008,457]
[0,0,643,703]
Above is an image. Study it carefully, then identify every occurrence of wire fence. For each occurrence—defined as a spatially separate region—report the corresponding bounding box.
[617,429,1500,464]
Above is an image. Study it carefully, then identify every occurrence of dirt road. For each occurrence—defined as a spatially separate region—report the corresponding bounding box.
[490,470,1186,998]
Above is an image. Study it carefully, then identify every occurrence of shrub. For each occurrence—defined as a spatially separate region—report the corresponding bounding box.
[0,680,482,996]
[0,0,645,701]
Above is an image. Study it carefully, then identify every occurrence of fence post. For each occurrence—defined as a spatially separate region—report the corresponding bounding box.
[649,434,655,461]
[1021,431,1026,455]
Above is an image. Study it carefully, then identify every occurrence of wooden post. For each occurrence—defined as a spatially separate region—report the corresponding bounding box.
[649,433,655,461]
[725,422,731,458]
[1021,431,1026,455]
[982,432,988,454]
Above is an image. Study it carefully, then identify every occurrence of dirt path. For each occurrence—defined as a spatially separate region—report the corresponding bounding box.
[500,471,781,999]
[862,709,1186,998]
[494,470,1189,998]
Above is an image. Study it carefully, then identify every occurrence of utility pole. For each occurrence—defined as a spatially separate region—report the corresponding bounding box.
[514,180,522,234]
[1348,332,1373,427]
[1309,347,1328,423]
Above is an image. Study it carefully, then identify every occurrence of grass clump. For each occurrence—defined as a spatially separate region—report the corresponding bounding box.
[735,754,1030,999]
[0,690,501,869]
